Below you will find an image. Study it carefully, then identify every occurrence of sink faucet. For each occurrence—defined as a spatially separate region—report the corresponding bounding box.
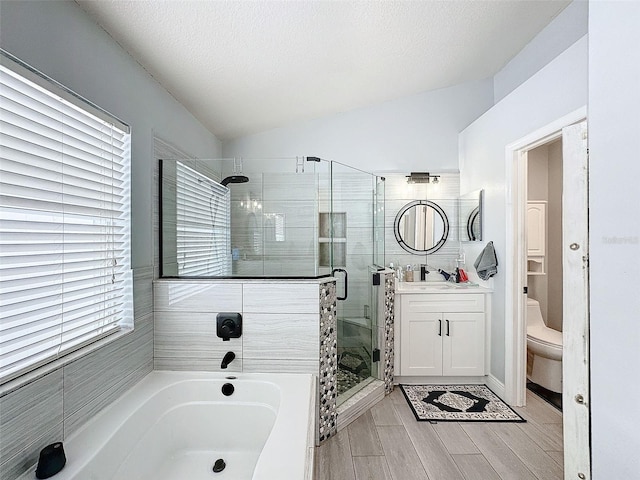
[221,351,235,369]
[420,264,429,281]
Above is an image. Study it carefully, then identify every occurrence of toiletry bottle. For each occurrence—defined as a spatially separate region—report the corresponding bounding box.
[458,268,469,283]
[396,265,404,282]
[405,265,414,282]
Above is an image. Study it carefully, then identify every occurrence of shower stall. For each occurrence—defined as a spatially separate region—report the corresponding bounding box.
[159,156,385,402]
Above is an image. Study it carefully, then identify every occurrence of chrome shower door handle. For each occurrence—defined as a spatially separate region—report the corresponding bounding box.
[332,268,348,301]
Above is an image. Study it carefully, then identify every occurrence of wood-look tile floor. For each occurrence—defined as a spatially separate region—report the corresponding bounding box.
[315,388,563,480]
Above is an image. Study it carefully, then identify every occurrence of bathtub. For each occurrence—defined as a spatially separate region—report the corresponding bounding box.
[21,371,315,480]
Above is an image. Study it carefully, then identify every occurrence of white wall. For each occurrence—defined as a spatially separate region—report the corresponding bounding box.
[589,3,640,478]
[527,145,550,325]
[493,0,588,102]
[526,141,563,332]
[459,35,587,383]
[0,0,222,269]
[223,79,494,174]
[546,140,563,332]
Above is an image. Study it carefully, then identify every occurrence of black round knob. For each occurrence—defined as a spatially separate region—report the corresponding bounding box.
[213,458,226,473]
[221,319,235,336]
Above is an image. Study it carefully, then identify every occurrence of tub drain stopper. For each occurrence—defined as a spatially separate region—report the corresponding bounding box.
[213,458,226,473]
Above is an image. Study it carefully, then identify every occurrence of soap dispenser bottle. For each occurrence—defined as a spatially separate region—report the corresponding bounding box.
[438,269,451,281]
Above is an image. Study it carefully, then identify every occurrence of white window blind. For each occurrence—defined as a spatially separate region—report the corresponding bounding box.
[0,55,132,384]
[176,161,231,276]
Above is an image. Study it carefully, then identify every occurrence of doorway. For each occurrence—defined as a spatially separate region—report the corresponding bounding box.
[525,139,564,410]
[506,108,591,480]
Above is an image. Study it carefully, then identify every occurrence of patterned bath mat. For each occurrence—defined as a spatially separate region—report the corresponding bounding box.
[400,384,525,422]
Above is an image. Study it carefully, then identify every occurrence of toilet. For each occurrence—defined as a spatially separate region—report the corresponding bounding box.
[526,298,563,393]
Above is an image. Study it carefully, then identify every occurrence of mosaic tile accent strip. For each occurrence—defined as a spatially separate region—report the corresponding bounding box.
[383,272,395,394]
[318,281,338,444]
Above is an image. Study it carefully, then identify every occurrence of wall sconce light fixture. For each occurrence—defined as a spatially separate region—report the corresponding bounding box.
[406,172,441,184]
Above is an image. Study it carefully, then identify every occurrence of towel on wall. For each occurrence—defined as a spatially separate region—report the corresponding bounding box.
[474,241,498,280]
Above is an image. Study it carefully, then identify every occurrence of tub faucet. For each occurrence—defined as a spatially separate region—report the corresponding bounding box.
[221,351,236,369]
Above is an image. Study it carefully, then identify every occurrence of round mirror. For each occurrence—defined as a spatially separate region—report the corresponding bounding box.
[394,200,449,254]
[467,206,480,241]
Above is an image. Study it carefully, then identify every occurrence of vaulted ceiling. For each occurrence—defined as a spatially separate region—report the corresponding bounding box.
[77,0,570,140]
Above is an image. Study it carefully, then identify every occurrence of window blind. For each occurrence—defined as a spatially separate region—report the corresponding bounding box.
[176,161,231,276]
[0,56,132,384]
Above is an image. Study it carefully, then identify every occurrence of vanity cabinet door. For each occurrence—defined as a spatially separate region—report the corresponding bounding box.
[442,312,485,376]
[400,311,443,376]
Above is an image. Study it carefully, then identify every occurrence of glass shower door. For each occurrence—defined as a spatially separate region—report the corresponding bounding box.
[329,161,378,402]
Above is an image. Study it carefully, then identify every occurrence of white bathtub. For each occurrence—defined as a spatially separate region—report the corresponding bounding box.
[21,371,315,480]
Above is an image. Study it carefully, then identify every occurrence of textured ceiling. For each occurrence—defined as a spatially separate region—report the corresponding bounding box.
[76,0,570,140]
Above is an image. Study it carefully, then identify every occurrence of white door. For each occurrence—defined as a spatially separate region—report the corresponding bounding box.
[562,121,591,479]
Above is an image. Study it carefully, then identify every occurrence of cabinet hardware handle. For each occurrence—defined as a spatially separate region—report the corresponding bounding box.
[438,319,442,336]
[446,319,450,336]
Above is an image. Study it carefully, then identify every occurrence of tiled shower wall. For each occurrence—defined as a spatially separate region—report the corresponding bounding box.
[0,267,154,480]
[230,171,320,277]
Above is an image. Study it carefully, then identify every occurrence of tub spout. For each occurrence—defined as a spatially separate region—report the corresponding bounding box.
[221,351,235,369]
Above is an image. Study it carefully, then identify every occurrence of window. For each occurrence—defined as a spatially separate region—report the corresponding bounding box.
[175,161,231,276]
[0,52,132,384]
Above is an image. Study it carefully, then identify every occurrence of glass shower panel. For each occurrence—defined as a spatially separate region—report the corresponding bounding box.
[329,161,377,400]
[228,157,324,277]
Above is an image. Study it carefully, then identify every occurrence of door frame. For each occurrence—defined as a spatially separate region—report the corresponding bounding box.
[505,106,590,479]
[504,106,587,406]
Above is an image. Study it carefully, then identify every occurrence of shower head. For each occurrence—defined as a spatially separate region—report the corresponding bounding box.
[221,175,249,186]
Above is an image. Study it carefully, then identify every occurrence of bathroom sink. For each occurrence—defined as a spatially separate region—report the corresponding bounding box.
[396,281,453,292]
[396,281,479,293]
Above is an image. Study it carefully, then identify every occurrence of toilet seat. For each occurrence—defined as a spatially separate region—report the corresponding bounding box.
[527,324,562,361]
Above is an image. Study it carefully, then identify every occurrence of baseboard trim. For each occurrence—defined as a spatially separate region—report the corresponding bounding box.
[486,374,506,401]
[394,375,486,385]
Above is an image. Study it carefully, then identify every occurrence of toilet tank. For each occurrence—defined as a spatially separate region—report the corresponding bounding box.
[526,298,546,328]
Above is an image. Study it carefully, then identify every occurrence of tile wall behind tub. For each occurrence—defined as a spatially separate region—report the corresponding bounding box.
[0,266,154,480]
[154,280,322,374]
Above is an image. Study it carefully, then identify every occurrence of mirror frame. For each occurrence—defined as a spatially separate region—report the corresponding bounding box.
[393,200,450,255]
[460,188,483,242]
[467,206,480,241]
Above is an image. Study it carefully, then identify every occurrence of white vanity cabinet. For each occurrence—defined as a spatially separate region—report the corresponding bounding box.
[397,291,489,378]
